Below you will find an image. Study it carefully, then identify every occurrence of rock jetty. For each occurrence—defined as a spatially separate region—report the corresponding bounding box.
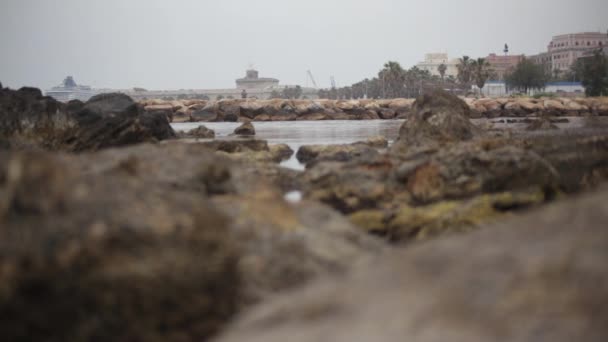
[140,96,608,122]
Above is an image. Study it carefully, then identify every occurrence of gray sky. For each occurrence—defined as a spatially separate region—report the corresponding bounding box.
[1,0,607,90]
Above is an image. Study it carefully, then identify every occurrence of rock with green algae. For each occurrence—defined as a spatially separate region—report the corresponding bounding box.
[347,189,547,242]
[387,189,547,242]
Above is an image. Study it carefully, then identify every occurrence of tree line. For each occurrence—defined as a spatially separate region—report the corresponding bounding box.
[317,57,494,99]
[317,49,608,99]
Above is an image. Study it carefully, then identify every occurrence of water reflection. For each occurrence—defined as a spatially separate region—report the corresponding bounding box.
[172,120,404,170]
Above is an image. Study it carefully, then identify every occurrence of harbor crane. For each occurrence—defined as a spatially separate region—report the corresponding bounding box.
[306,70,319,89]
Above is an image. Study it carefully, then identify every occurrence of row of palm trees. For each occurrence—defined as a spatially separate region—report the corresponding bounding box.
[455,56,495,93]
[318,57,495,99]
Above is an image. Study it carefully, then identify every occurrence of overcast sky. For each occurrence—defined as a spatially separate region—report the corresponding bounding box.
[1,0,607,90]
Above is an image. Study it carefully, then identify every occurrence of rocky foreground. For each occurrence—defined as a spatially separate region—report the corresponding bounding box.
[140,96,608,122]
[1,85,608,341]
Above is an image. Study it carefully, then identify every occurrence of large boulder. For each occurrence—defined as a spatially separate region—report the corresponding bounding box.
[0,150,240,341]
[400,142,559,203]
[216,186,608,342]
[0,89,175,151]
[392,89,481,150]
[0,143,383,341]
[65,93,176,152]
[0,86,66,149]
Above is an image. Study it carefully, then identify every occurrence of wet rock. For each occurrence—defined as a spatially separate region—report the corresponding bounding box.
[392,89,481,151]
[403,143,559,203]
[526,118,559,131]
[234,121,256,136]
[218,144,294,164]
[65,93,176,152]
[199,138,269,153]
[1,89,176,152]
[216,186,608,342]
[296,137,388,165]
[523,133,608,193]
[269,144,294,161]
[300,157,395,213]
[378,108,396,119]
[77,93,137,121]
[0,86,65,149]
[186,125,216,139]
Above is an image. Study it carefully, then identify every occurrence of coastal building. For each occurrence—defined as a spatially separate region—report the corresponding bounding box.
[415,53,458,78]
[485,53,524,80]
[123,68,318,100]
[471,81,508,97]
[472,81,584,97]
[543,81,584,94]
[531,32,608,73]
[45,76,98,102]
[235,69,279,90]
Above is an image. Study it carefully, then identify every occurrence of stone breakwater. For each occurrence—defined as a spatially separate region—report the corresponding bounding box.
[141,97,608,122]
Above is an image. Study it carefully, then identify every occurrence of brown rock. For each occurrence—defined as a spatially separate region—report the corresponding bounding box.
[216,186,608,342]
[0,151,240,341]
[392,89,481,150]
[186,125,215,139]
[234,122,256,136]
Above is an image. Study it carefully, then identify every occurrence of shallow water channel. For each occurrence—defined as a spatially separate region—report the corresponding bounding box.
[171,120,405,170]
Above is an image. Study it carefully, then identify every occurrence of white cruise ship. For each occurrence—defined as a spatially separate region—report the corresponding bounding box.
[45,76,98,102]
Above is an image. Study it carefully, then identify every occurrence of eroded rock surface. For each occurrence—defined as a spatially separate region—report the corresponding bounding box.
[0,143,381,341]
[0,150,240,341]
[296,136,388,166]
[216,186,608,342]
[392,89,481,151]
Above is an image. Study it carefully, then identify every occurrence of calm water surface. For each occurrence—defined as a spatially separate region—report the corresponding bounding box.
[171,120,404,169]
[171,117,592,169]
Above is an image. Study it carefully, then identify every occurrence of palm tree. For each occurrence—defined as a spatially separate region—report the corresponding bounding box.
[438,63,447,82]
[471,58,492,96]
[379,61,406,98]
[457,56,473,86]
